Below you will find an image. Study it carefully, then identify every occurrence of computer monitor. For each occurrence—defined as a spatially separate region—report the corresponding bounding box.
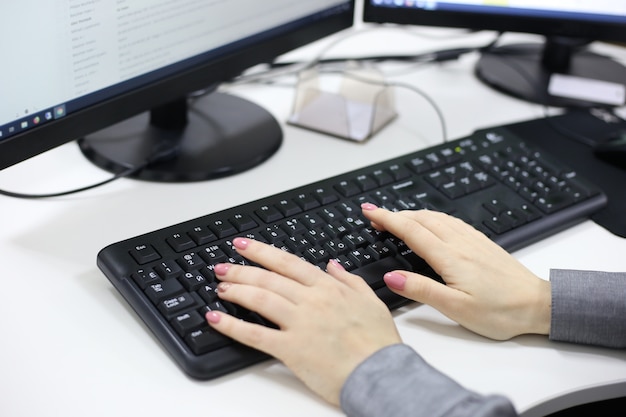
[363,1,626,107]
[0,1,354,182]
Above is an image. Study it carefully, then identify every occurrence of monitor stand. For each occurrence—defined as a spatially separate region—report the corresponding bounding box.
[475,36,626,107]
[78,92,282,182]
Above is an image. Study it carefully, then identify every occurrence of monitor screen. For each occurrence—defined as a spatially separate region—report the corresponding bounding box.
[363,1,626,106]
[0,0,354,181]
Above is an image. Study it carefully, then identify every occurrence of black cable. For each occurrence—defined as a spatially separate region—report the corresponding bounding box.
[230,32,504,87]
[0,166,144,199]
[0,141,180,199]
[267,40,502,69]
[267,46,478,68]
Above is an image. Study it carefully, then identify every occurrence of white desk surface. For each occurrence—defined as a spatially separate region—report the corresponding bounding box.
[1,24,625,417]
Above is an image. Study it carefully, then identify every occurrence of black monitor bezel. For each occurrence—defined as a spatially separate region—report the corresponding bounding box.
[362,3,626,43]
[0,2,355,171]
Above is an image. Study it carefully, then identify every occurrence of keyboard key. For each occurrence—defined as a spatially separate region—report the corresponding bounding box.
[312,187,338,204]
[407,157,430,173]
[171,310,205,337]
[255,204,283,222]
[536,192,575,213]
[335,180,360,197]
[179,271,207,291]
[294,193,320,210]
[186,328,231,355]
[347,248,375,268]
[389,163,411,180]
[439,181,466,199]
[158,292,199,318]
[484,199,508,215]
[177,252,206,271]
[484,215,515,234]
[280,217,307,235]
[199,245,228,264]
[198,283,219,304]
[132,268,160,289]
[277,199,302,216]
[188,226,217,245]
[155,260,183,280]
[145,279,184,304]
[167,233,196,252]
[231,213,258,232]
[261,225,288,243]
[209,219,237,238]
[355,174,377,191]
[372,169,394,185]
[352,256,410,289]
[129,244,160,264]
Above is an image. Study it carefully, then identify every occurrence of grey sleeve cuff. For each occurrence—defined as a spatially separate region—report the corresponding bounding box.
[549,269,626,348]
[340,344,516,417]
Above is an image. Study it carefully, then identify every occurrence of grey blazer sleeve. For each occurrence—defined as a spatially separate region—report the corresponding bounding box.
[549,269,626,348]
[340,344,517,417]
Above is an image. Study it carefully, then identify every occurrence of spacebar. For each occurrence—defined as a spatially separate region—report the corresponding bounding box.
[375,286,411,310]
[352,256,439,310]
[352,256,411,289]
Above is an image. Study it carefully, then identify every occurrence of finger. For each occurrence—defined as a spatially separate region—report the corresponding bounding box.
[325,259,379,299]
[231,237,325,286]
[361,205,446,261]
[215,280,297,326]
[383,270,468,317]
[363,204,474,241]
[404,209,485,243]
[392,209,466,242]
[214,262,307,304]
[206,310,287,358]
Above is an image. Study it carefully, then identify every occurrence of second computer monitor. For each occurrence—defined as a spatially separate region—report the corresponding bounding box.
[363,1,626,107]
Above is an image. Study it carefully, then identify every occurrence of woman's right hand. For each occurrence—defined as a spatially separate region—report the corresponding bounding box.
[361,204,552,341]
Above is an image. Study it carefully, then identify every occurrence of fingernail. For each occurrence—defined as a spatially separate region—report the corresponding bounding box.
[206,311,221,324]
[217,282,231,292]
[214,263,231,276]
[233,237,249,250]
[361,202,378,211]
[328,258,345,270]
[384,272,407,290]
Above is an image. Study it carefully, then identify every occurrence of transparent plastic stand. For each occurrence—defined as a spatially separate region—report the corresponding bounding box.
[288,67,397,142]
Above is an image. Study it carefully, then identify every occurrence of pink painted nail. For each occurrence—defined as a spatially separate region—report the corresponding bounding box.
[329,258,345,270]
[361,202,378,211]
[206,311,221,324]
[214,263,231,276]
[384,272,407,290]
[233,237,249,250]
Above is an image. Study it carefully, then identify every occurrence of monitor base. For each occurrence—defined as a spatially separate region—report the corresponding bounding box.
[78,92,282,182]
[476,41,626,107]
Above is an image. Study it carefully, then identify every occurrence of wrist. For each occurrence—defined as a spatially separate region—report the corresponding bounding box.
[527,278,552,335]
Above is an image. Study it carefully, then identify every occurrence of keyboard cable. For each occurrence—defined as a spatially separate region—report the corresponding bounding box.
[0,141,180,199]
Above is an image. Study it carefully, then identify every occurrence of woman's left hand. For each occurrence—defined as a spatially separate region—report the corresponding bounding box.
[205,237,402,406]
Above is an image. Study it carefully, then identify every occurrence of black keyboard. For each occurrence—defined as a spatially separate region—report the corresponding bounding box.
[97,126,607,379]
